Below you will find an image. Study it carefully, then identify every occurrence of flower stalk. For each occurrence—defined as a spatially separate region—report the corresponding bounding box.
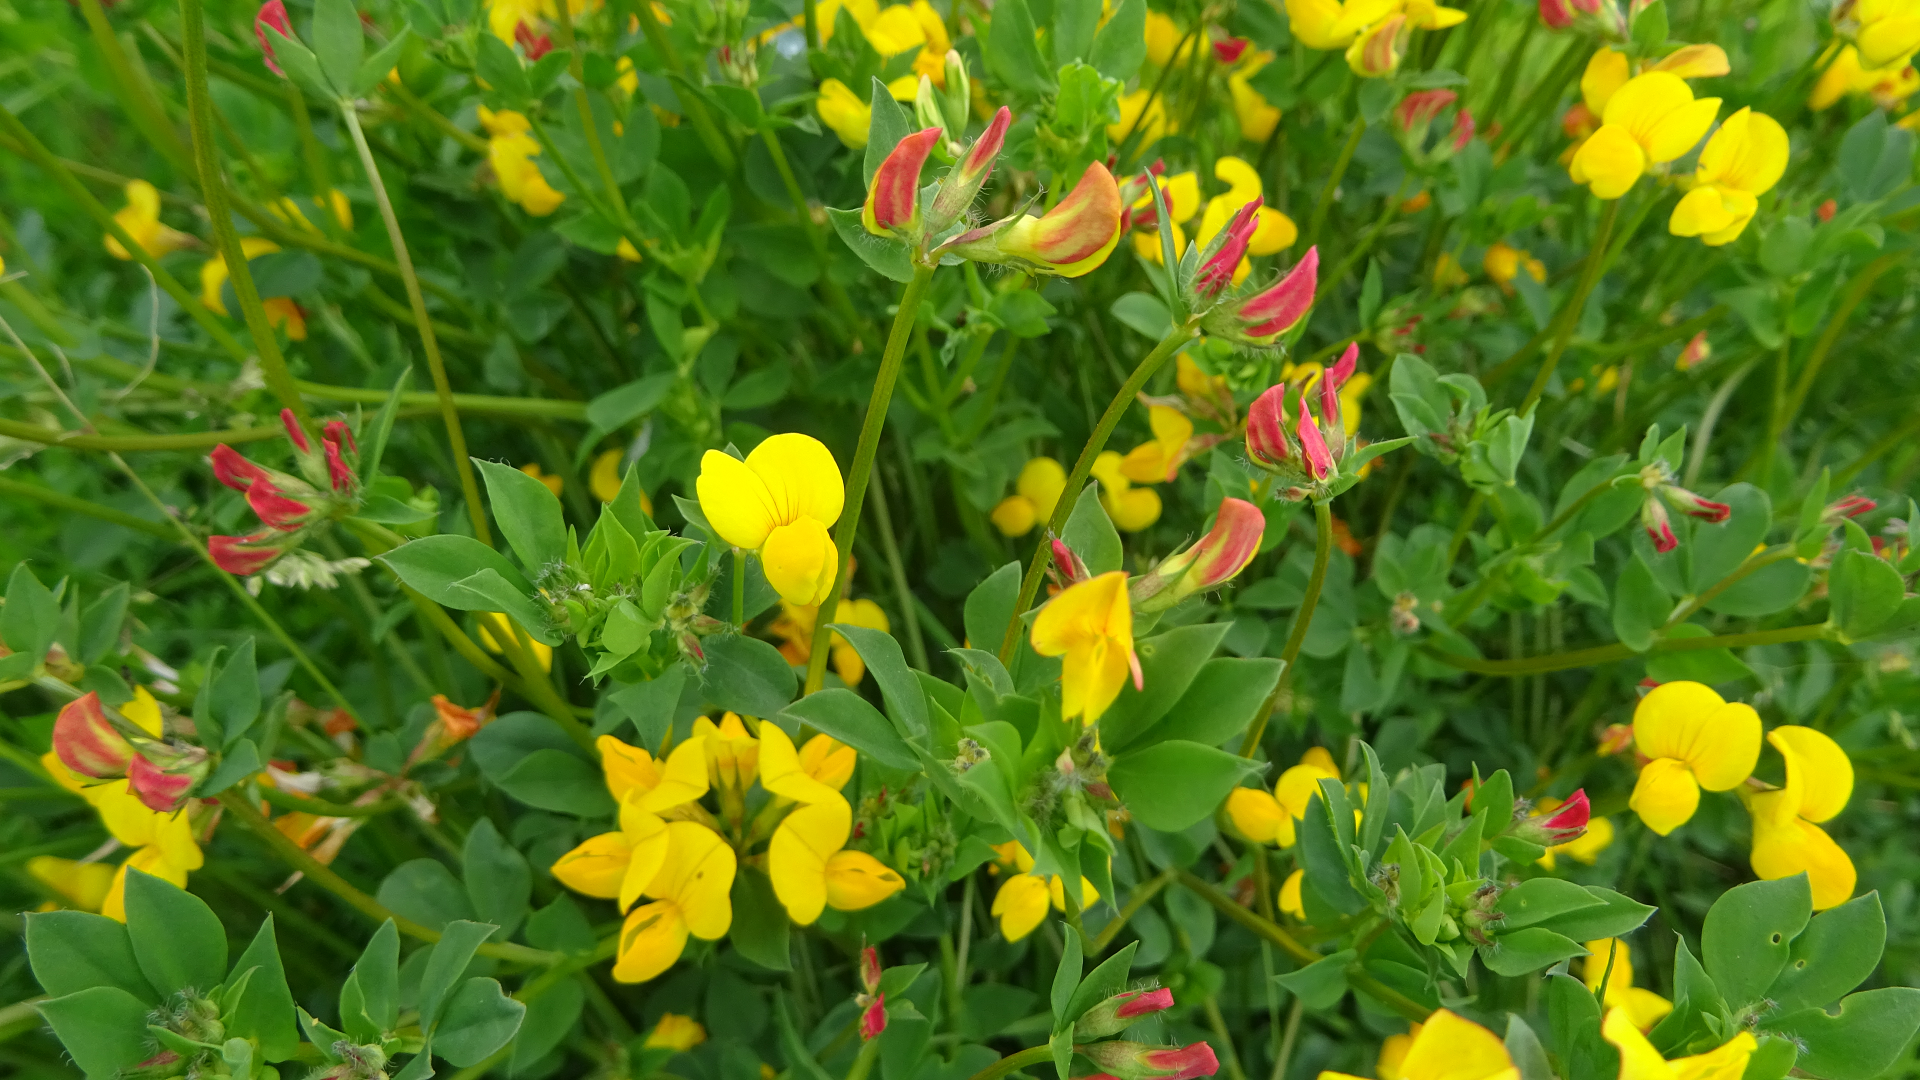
[1521,198,1621,414]
[1237,499,1333,757]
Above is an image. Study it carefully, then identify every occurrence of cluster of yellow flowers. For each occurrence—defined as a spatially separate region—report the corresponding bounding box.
[1355,1006,1753,1080]
[1626,681,1857,909]
[813,0,952,147]
[1284,0,1466,78]
[550,720,903,983]
[1810,0,1920,118]
[1225,747,1343,918]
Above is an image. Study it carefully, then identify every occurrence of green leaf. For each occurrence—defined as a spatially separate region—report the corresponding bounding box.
[497,750,618,815]
[362,368,411,481]
[378,861,478,931]
[1506,1016,1553,1080]
[1495,878,1607,931]
[37,987,153,1078]
[379,535,534,609]
[463,820,531,941]
[24,911,157,1002]
[1061,483,1123,575]
[338,920,400,1043]
[1110,291,1173,339]
[1109,740,1261,831]
[700,633,798,716]
[1050,926,1083,1026]
[448,569,560,646]
[729,866,793,971]
[1530,887,1655,942]
[831,624,930,742]
[474,33,531,103]
[1767,988,1920,1080]
[1830,548,1906,639]
[863,76,912,186]
[1089,0,1146,79]
[210,637,261,748]
[1612,553,1672,652]
[781,689,920,771]
[1063,942,1140,1027]
[1481,927,1586,977]
[1685,484,1770,593]
[473,458,569,573]
[1546,972,1610,1080]
[435,978,526,1066]
[78,582,129,665]
[829,207,915,283]
[963,563,1022,662]
[777,995,836,1080]
[420,921,499,1028]
[1273,950,1354,1009]
[310,0,366,94]
[124,869,227,997]
[510,977,584,1075]
[986,0,1055,96]
[226,917,299,1061]
[1645,623,1755,686]
[1128,657,1281,750]
[1767,892,1886,1013]
[1703,875,1812,1009]
[1098,623,1232,753]
[203,738,264,797]
[2,563,57,661]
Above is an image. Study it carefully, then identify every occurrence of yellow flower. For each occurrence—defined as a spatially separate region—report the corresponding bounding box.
[485,0,599,42]
[692,713,759,792]
[1377,1024,1419,1079]
[1230,53,1284,142]
[799,733,857,792]
[1278,867,1306,918]
[1483,242,1545,294]
[1602,1007,1755,1080]
[1109,88,1176,146]
[1582,939,1674,1031]
[612,821,736,983]
[1091,451,1163,532]
[1120,405,1196,484]
[1400,0,1465,29]
[199,236,306,339]
[1582,48,1632,114]
[105,180,193,261]
[988,842,1099,940]
[1223,751,1340,847]
[1669,107,1789,246]
[590,448,654,516]
[1627,681,1760,835]
[1538,803,1614,868]
[1197,157,1298,256]
[1143,10,1196,65]
[1287,0,1358,49]
[1739,725,1856,910]
[991,457,1069,537]
[818,78,873,149]
[1853,0,1920,68]
[1319,1009,1517,1080]
[646,1013,707,1051]
[41,723,206,923]
[480,106,567,216]
[696,433,845,607]
[550,794,672,912]
[1030,571,1136,725]
[1568,72,1721,199]
[271,190,354,233]
[519,462,563,496]
[601,732,711,809]
[27,856,116,913]
[769,790,905,923]
[478,613,554,672]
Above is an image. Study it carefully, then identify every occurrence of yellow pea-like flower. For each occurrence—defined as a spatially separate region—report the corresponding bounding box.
[1669,107,1789,246]
[1483,241,1546,294]
[1581,48,1631,115]
[1231,71,1283,143]
[992,457,1070,536]
[1582,939,1674,1031]
[1030,570,1136,725]
[1568,72,1721,200]
[1286,0,1359,50]
[645,1013,707,1051]
[1091,450,1163,532]
[1197,158,1298,256]
[1739,725,1856,910]
[27,856,117,913]
[480,106,567,216]
[200,236,307,339]
[105,180,194,261]
[692,713,759,792]
[590,448,654,515]
[1376,1025,1418,1080]
[1627,681,1760,835]
[758,722,843,805]
[1120,405,1196,484]
[797,733,857,792]
[817,77,873,149]
[103,842,201,922]
[770,790,905,923]
[992,872,1054,941]
[1602,1007,1755,1080]
[1278,868,1306,919]
[600,733,711,810]
[1853,0,1920,69]
[696,433,845,606]
[1143,9,1190,66]
[612,821,735,983]
[552,796,671,913]
[1318,1009,1517,1080]
[1108,88,1176,146]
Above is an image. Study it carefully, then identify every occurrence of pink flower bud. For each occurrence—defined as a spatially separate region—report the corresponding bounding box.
[280,408,311,454]
[1513,789,1590,845]
[1051,537,1092,585]
[929,107,1012,230]
[1246,385,1295,468]
[1449,110,1477,152]
[322,421,357,493]
[1394,90,1457,134]
[1079,1041,1221,1080]
[860,992,887,1041]
[514,20,553,60]
[1641,497,1677,553]
[1213,37,1250,64]
[255,0,292,76]
[1318,343,1358,437]
[1233,247,1318,343]
[1348,15,1407,77]
[860,945,883,993]
[1196,198,1262,301]
[247,478,314,531]
[54,692,134,779]
[1074,986,1175,1039]
[1539,0,1573,28]
[210,444,271,492]
[1662,485,1731,523]
[128,752,198,813]
[1824,494,1876,523]
[863,128,944,238]
[1295,396,1333,481]
[210,533,284,575]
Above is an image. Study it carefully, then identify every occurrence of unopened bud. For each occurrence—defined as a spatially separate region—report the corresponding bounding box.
[1217,247,1317,345]
[1074,987,1175,1039]
[1051,536,1092,586]
[1511,789,1590,846]
[128,748,206,813]
[1194,198,1261,302]
[255,0,293,76]
[55,692,134,779]
[863,128,944,240]
[1824,494,1876,524]
[944,162,1124,278]
[1641,497,1677,553]
[1134,498,1265,612]
[1295,396,1334,481]
[209,532,285,576]
[860,992,887,1041]
[1246,384,1294,468]
[929,106,1012,231]
[1346,15,1407,77]
[1078,1041,1221,1080]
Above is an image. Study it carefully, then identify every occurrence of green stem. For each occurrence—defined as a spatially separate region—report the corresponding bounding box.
[844,1034,884,1080]
[0,474,176,538]
[964,1046,1053,1080]
[1090,868,1176,955]
[255,785,408,819]
[733,548,747,629]
[1496,35,1586,156]
[178,0,310,425]
[761,125,863,337]
[635,3,737,172]
[1752,308,1795,484]
[1305,117,1365,251]
[1521,199,1620,414]
[1779,251,1903,441]
[995,323,1200,662]
[77,0,194,172]
[1236,500,1333,757]
[1427,622,1832,676]
[868,464,931,671]
[804,263,939,694]
[1323,176,1413,290]
[338,104,491,547]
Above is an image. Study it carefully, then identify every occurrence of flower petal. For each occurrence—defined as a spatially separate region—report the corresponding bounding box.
[1769,725,1852,823]
[762,518,841,606]
[613,900,689,983]
[551,830,634,899]
[1629,756,1701,836]
[771,795,851,924]
[1402,1009,1518,1080]
[696,449,779,550]
[746,432,846,529]
[992,874,1052,941]
[824,849,906,911]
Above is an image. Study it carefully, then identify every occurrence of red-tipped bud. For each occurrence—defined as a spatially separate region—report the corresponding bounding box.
[210,444,271,492]
[1641,497,1677,553]
[210,533,284,575]
[1213,37,1250,64]
[860,992,887,1041]
[863,128,944,239]
[1597,723,1635,755]
[1196,198,1262,301]
[1824,494,1876,523]
[255,0,292,76]
[1246,384,1294,469]
[1051,537,1092,586]
[1135,499,1266,613]
[1074,986,1175,1039]
[128,752,199,813]
[1348,14,1407,77]
[280,408,311,454]
[323,419,357,454]
[1394,89,1457,134]
[1677,331,1711,371]
[322,423,357,493]
[514,20,553,60]
[1514,789,1591,846]
[860,945,883,994]
[1817,198,1837,223]
[1319,343,1358,435]
[1296,396,1334,481]
[930,107,1012,230]
[1079,1041,1221,1080]
[55,692,134,779]
[1232,247,1318,343]
[1662,485,1731,523]
[247,478,314,531]
[1449,110,1477,152]
[1539,0,1573,28]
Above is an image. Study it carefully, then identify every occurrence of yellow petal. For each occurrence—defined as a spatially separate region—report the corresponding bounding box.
[645,736,713,812]
[1643,97,1722,164]
[1226,788,1285,843]
[551,830,635,899]
[1015,457,1068,521]
[1400,1009,1519,1080]
[600,735,660,803]
[799,733,858,791]
[1582,48,1632,115]
[697,449,780,550]
[1652,43,1731,79]
[1274,761,1338,819]
[1279,868,1305,918]
[992,873,1053,940]
[1569,124,1648,199]
[818,78,873,149]
[1377,1030,1417,1080]
[1106,486,1163,531]
[1632,681,1761,790]
[824,849,906,910]
[762,517,840,606]
[770,795,851,924]
[1696,107,1789,195]
[1603,1007,1675,1080]
[1769,725,1852,823]
[613,899,689,983]
[95,782,163,848]
[746,432,845,530]
[1630,757,1701,835]
[1163,172,1202,223]
[1583,938,1634,996]
[616,804,672,912]
[760,722,842,804]
[991,495,1039,536]
[1748,795,1856,910]
[650,822,735,938]
[124,687,165,738]
[1120,441,1173,484]
[1249,207,1298,255]
[1669,185,1751,241]
[1670,1033,1757,1080]
[1624,987,1675,1032]
[1285,0,1354,49]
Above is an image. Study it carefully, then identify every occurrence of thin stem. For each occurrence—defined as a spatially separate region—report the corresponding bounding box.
[1305,117,1365,250]
[1174,870,1316,965]
[178,0,309,425]
[996,323,1200,662]
[733,548,747,628]
[0,416,284,451]
[78,0,194,172]
[1270,998,1304,1080]
[804,263,939,694]
[0,474,175,539]
[844,1034,883,1080]
[634,2,737,172]
[1203,994,1249,1080]
[1780,251,1902,440]
[1091,868,1177,955]
[1426,622,1832,676]
[964,1045,1053,1080]
[868,464,931,671]
[339,105,491,546]
[1237,500,1333,757]
[1521,199,1620,414]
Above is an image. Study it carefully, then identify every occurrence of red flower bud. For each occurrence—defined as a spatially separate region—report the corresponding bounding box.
[1247,385,1294,469]
[128,752,197,813]
[54,692,134,779]
[210,444,272,492]
[1825,494,1876,522]
[1213,37,1250,64]
[1196,198,1261,301]
[514,20,553,60]
[1513,789,1590,846]
[1074,986,1176,1039]
[280,407,310,454]
[930,107,1012,230]
[1318,342,1358,436]
[1136,498,1267,612]
[861,945,883,993]
[1662,485,1731,523]
[1233,247,1318,343]
[1295,396,1334,481]
[255,0,292,76]
[860,992,887,1041]
[1641,497,1678,553]
[1080,1041,1221,1080]
[1051,537,1092,586]
[1394,89,1457,134]
[1449,110,1477,152]
[247,478,314,531]
[863,128,944,238]
[209,533,284,575]
[1538,0,1573,28]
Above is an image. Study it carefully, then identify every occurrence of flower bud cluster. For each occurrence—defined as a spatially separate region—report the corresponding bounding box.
[1630,461,1731,553]
[1131,498,1265,612]
[54,691,205,812]
[1244,343,1362,500]
[208,409,363,577]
